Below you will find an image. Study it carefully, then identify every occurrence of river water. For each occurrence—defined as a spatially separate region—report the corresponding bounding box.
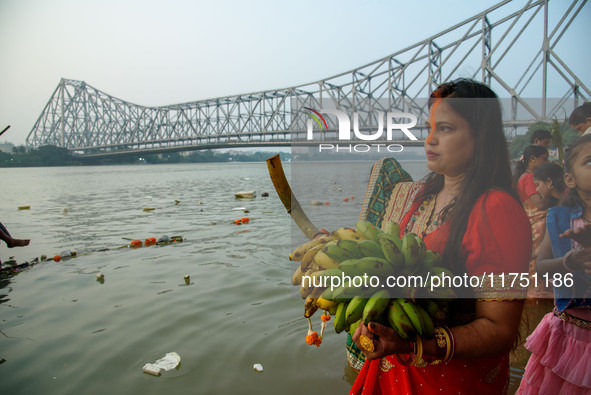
[0,160,533,394]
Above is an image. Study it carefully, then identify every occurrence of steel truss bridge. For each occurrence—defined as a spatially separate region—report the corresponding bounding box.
[26,0,589,158]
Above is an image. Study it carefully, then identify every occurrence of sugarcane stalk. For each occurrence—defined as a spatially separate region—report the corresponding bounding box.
[266,154,319,240]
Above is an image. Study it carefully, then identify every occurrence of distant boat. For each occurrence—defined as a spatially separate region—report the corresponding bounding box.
[234,191,256,199]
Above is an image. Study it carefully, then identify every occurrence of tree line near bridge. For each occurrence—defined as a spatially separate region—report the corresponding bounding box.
[0,122,579,168]
[0,146,291,167]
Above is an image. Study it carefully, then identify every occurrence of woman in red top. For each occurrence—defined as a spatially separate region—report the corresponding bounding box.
[350,79,532,394]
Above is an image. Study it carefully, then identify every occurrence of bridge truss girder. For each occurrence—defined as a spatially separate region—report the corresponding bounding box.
[26,0,589,155]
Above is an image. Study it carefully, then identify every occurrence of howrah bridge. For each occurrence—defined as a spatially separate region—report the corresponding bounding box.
[26,0,590,158]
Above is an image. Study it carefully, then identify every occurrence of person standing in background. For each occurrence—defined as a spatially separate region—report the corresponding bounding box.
[569,102,591,136]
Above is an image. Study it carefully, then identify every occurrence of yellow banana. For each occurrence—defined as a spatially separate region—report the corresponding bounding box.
[316,297,338,311]
[300,243,325,271]
[289,235,331,261]
[313,250,340,270]
[334,227,366,241]
[300,268,315,298]
[304,295,319,318]
[291,265,304,286]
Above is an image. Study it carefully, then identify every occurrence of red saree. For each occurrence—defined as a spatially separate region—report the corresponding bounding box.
[350,183,532,394]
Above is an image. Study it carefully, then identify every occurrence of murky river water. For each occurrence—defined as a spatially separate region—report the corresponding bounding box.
[0,160,540,394]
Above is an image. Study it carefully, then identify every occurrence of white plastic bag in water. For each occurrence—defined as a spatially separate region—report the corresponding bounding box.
[142,352,181,376]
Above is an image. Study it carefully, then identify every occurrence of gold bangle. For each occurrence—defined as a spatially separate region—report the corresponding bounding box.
[411,336,425,367]
[443,326,455,363]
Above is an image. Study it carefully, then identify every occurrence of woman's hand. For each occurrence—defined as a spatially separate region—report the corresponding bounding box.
[560,222,591,248]
[352,321,410,360]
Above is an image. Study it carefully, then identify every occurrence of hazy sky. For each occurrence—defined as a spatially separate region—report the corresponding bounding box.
[0,0,589,146]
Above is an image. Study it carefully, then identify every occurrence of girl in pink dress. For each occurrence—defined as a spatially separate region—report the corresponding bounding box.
[517,135,591,394]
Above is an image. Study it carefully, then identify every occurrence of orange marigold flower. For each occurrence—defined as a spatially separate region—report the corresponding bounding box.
[306,331,319,345]
[321,314,331,322]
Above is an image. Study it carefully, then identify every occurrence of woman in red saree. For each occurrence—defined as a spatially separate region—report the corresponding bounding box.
[350,79,532,394]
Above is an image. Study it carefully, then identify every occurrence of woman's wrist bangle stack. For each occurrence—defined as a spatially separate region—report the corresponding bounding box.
[395,337,424,367]
[395,327,455,368]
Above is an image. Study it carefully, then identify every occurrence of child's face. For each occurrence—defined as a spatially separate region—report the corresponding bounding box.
[570,117,591,135]
[565,142,591,195]
[530,153,549,171]
[534,178,552,199]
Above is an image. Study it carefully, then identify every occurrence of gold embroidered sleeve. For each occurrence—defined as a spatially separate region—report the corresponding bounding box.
[472,274,528,300]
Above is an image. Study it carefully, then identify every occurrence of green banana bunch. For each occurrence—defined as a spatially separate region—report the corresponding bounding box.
[401,233,420,267]
[414,234,427,265]
[355,220,382,242]
[334,302,348,333]
[336,239,366,260]
[322,242,355,263]
[387,299,416,340]
[397,298,435,338]
[377,233,404,270]
[362,289,390,325]
[345,295,369,324]
[355,257,395,278]
[357,239,386,259]
[419,250,442,272]
[292,223,459,343]
[382,220,401,239]
[338,259,365,277]
[348,318,362,335]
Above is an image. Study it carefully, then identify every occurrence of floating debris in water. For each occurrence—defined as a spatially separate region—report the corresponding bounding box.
[142,352,181,376]
[253,363,263,372]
